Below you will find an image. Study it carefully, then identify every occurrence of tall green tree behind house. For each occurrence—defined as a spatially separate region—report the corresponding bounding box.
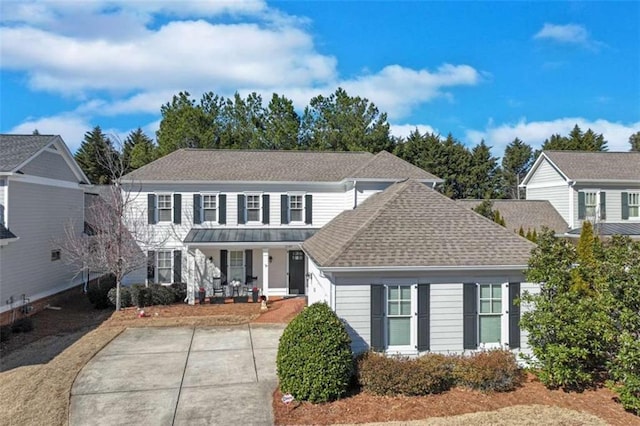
[501,138,533,199]
[219,92,266,149]
[629,131,640,151]
[122,128,157,171]
[299,87,392,153]
[465,140,501,199]
[540,125,608,153]
[263,94,301,150]
[75,126,117,184]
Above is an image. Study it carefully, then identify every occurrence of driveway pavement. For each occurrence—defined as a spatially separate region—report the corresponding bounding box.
[70,324,285,426]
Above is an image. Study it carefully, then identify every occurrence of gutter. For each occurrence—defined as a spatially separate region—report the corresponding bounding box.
[318,265,529,273]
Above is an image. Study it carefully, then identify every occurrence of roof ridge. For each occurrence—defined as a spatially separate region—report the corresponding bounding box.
[180,148,373,154]
[322,178,411,266]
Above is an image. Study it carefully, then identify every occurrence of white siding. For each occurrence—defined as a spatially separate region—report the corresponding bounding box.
[334,284,371,354]
[355,181,390,206]
[527,159,566,186]
[519,282,541,359]
[307,258,331,306]
[20,151,78,182]
[527,185,570,224]
[429,283,464,353]
[1,180,84,312]
[573,186,640,225]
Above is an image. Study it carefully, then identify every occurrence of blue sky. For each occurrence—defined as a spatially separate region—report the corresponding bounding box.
[1,1,639,154]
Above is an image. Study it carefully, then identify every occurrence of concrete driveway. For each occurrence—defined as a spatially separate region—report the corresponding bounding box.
[70,324,285,426]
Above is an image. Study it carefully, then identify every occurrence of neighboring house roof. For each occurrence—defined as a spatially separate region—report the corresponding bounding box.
[0,224,17,240]
[0,134,58,172]
[303,179,536,269]
[522,150,640,185]
[456,199,569,234]
[184,228,318,244]
[123,149,441,183]
[567,223,640,237]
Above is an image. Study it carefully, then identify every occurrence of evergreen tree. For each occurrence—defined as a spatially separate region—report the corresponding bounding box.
[123,128,156,171]
[629,131,640,151]
[263,94,301,150]
[465,140,500,199]
[540,125,608,153]
[74,126,117,184]
[501,138,533,199]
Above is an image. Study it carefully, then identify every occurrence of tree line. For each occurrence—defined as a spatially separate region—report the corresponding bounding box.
[73,88,640,197]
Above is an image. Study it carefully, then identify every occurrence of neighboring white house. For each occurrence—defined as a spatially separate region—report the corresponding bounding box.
[120,149,442,301]
[303,179,538,357]
[0,135,89,321]
[521,150,640,238]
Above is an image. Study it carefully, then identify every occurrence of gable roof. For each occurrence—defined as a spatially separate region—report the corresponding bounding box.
[302,180,536,269]
[0,134,89,183]
[123,149,440,183]
[523,150,640,185]
[0,134,58,172]
[456,199,569,234]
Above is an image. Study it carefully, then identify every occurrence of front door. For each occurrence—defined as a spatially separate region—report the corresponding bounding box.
[288,250,306,295]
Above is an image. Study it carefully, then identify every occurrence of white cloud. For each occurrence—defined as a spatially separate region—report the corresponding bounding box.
[465,118,640,155]
[9,114,94,152]
[533,23,604,50]
[390,124,437,139]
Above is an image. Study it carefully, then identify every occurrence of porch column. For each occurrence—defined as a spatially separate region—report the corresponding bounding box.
[262,248,270,297]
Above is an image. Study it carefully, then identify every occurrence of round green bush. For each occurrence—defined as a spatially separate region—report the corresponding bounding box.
[276,302,353,403]
[149,284,175,306]
[107,287,132,308]
[170,282,187,303]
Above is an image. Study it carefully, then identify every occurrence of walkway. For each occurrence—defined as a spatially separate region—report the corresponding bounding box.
[70,324,285,426]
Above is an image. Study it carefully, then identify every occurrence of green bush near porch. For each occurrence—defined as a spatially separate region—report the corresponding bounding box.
[276,302,353,403]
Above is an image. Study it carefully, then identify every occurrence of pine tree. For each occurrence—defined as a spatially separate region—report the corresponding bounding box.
[123,128,156,172]
[74,126,117,184]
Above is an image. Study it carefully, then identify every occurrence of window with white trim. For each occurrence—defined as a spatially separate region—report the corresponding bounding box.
[229,250,245,282]
[157,251,172,283]
[289,195,304,222]
[202,194,217,222]
[246,194,261,222]
[157,194,172,222]
[629,193,640,218]
[387,285,412,346]
[584,192,597,218]
[479,284,502,344]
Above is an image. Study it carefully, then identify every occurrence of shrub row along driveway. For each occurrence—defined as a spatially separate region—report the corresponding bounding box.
[70,324,285,425]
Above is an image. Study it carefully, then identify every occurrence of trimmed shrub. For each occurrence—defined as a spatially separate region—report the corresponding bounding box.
[130,284,150,308]
[0,325,12,342]
[11,317,34,333]
[277,302,353,403]
[170,282,187,303]
[357,352,456,396]
[107,287,132,308]
[454,349,523,392]
[609,333,640,415]
[87,275,116,309]
[149,284,175,306]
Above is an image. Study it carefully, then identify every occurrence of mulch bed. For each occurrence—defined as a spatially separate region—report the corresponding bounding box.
[273,375,640,426]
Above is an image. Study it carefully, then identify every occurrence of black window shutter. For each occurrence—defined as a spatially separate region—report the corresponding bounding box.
[173,250,182,283]
[622,192,629,220]
[305,194,313,225]
[599,192,606,220]
[417,284,430,351]
[509,282,521,349]
[262,194,270,225]
[193,194,202,225]
[463,283,478,350]
[237,194,246,224]
[370,285,385,352]
[578,192,586,220]
[281,194,289,224]
[220,250,228,283]
[147,251,155,280]
[245,249,253,282]
[147,194,156,224]
[173,194,181,224]
[219,194,227,224]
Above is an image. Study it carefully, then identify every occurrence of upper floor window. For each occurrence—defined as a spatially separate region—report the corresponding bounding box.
[281,194,312,225]
[246,194,261,222]
[584,192,597,218]
[202,194,217,222]
[289,195,304,222]
[629,193,640,218]
[157,194,172,222]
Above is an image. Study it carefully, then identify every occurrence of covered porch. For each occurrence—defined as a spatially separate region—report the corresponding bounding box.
[183,228,317,304]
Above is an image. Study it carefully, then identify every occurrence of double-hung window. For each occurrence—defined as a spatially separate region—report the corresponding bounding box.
[157,194,172,222]
[629,193,640,218]
[246,195,261,222]
[157,251,172,283]
[584,192,597,218]
[229,250,245,282]
[202,194,217,222]
[479,284,502,345]
[289,195,304,222]
[387,285,412,347]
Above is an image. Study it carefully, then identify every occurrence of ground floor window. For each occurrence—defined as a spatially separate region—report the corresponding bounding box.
[157,251,172,283]
[229,250,245,282]
[387,285,412,347]
[479,284,502,344]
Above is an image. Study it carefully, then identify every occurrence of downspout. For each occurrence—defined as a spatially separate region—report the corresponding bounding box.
[568,180,576,229]
[353,180,358,209]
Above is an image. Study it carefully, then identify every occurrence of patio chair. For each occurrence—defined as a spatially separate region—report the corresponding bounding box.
[212,277,225,297]
[244,275,258,296]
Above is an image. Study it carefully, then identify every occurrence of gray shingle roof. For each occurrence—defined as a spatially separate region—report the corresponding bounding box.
[456,199,569,234]
[0,134,58,172]
[303,180,536,268]
[184,228,318,243]
[544,151,640,181]
[0,224,17,240]
[567,222,640,236]
[124,149,440,182]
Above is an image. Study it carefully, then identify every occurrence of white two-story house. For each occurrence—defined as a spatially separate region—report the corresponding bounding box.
[121,149,441,300]
[0,135,89,324]
[521,150,640,238]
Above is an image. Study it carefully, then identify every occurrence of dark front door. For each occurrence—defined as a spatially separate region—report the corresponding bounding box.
[288,250,306,295]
